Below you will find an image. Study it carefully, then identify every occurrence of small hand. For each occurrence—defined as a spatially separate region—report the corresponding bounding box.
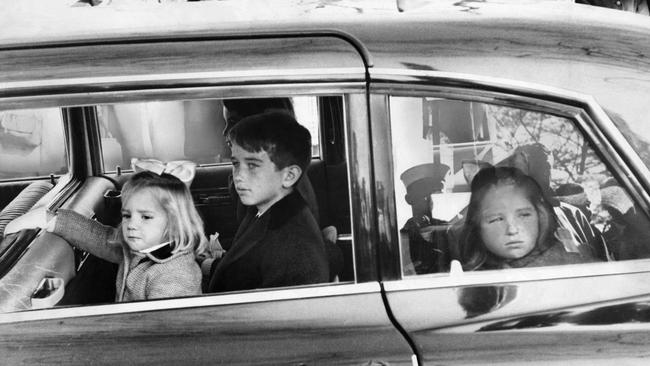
[321,225,337,245]
[207,232,226,259]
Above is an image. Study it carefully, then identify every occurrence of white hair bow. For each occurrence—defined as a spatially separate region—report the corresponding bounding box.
[131,158,196,187]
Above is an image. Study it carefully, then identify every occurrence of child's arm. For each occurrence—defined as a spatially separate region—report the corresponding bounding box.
[49,209,123,264]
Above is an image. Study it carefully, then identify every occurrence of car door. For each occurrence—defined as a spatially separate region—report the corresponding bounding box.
[369,68,650,365]
[0,33,416,365]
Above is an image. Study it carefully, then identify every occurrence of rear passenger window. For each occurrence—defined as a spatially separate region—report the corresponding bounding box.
[0,108,67,180]
[390,97,650,276]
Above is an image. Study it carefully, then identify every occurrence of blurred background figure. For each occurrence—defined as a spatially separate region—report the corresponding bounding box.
[555,183,591,219]
[399,162,451,274]
[591,185,650,260]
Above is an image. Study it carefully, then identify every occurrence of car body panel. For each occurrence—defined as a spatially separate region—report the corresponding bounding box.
[0,283,414,366]
[2,1,650,365]
[385,272,650,364]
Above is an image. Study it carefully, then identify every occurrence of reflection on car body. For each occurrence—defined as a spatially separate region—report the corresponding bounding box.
[1,0,650,365]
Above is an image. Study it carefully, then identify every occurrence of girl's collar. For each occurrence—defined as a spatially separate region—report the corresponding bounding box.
[139,241,173,254]
[134,242,175,263]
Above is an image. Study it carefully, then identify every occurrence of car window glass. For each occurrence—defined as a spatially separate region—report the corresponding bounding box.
[0,108,67,180]
[390,96,650,276]
[97,97,321,171]
[20,94,353,310]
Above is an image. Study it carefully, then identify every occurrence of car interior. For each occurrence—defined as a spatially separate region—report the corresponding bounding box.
[0,94,354,312]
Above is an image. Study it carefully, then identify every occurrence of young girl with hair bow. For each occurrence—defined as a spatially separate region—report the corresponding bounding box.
[7,160,210,301]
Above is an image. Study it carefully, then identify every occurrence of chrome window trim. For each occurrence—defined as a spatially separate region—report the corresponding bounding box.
[0,82,366,111]
[0,282,380,324]
[345,93,376,282]
[341,94,358,283]
[383,259,650,292]
[0,67,365,93]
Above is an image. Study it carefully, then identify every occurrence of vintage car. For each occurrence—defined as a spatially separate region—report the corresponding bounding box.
[1,0,650,364]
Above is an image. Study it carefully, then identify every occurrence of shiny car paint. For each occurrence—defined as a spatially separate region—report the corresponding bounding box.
[1,1,650,365]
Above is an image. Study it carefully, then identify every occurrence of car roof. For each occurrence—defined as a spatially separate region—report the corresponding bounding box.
[2,0,647,47]
[2,0,650,138]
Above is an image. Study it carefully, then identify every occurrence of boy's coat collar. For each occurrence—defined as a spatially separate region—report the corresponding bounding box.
[210,190,308,289]
[264,190,306,229]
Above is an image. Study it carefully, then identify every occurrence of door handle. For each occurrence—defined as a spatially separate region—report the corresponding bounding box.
[31,276,65,309]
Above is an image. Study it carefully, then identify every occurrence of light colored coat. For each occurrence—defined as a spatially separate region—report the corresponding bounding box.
[53,209,201,301]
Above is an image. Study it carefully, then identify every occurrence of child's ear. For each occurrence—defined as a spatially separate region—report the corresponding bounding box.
[281,165,303,189]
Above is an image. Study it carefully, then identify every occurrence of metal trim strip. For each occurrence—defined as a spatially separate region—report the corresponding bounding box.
[0,68,365,94]
[383,259,650,292]
[1,282,380,324]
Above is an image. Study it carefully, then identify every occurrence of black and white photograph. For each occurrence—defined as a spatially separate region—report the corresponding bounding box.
[1,0,650,364]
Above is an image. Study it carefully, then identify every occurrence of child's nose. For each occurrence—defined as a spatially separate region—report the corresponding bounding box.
[506,219,519,235]
[124,217,138,229]
[232,167,244,182]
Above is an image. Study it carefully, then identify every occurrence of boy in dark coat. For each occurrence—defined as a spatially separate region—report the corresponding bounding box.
[206,111,329,292]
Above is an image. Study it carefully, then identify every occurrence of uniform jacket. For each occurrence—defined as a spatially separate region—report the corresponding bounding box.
[207,190,329,293]
[53,209,202,301]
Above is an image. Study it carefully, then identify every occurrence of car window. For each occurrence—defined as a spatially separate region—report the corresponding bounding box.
[97,96,321,171]
[390,96,650,276]
[43,93,353,307]
[0,108,67,180]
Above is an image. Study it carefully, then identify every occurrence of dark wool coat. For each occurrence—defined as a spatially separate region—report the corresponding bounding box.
[53,209,202,301]
[207,191,329,293]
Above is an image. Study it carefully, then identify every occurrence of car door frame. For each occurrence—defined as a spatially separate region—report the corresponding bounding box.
[369,68,650,364]
[0,34,419,365]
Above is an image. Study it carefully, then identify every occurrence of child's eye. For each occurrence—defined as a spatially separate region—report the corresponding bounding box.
[231,161,239,167]
[247,163,258,169]
[121,213,131,219]
[142,215,153,220]
[487,217,502,224]
[519,210,534,218]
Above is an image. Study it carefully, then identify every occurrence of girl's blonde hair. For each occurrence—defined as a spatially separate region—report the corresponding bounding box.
[121,171,207,257]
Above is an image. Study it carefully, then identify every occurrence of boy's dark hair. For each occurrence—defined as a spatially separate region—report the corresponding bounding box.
[222,98,294,118]
[228,111,311,173]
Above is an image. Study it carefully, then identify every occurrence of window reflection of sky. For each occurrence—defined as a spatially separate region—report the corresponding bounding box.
[431,192,469,222]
